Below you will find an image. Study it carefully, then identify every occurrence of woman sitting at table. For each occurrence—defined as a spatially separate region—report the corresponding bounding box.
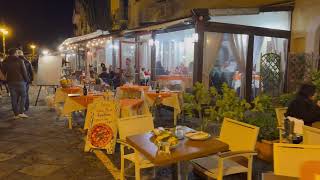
[286,84,320,126]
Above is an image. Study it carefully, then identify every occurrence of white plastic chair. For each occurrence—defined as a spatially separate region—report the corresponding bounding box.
[117,115,155,180]
[191,118,259,180]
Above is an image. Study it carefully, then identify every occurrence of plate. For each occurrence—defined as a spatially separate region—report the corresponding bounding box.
[184,131,211,141]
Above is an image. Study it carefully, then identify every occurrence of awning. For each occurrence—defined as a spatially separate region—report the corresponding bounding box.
[60,30,110,47]
[122,17,193,34]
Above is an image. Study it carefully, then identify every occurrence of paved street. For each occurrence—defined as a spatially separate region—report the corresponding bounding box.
[0,86,114,179]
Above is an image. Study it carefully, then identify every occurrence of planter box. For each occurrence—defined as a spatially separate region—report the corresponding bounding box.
[255,140,279,163]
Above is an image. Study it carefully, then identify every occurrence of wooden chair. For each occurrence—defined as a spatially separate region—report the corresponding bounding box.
[273,143,320,178]
[275,107,288,142]
[303,125,320,145]
[117,115,155,180]
[191,118,259,180]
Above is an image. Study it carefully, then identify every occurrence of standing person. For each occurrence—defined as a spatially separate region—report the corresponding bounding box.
[17,50,33,112]
[139,67,146,85]
[124,58,135,83]
[1,48,29,119]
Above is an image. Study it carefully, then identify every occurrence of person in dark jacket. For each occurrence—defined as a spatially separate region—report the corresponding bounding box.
[286,84,320,126]
[98,67,109,84]
[17,50,33,111]
[1,48,29,119]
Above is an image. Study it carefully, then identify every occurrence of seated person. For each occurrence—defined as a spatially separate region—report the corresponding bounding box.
[286,84,320,126]
[98,67,109,84]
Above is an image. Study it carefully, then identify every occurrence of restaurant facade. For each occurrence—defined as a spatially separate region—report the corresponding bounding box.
[60,0,295,101]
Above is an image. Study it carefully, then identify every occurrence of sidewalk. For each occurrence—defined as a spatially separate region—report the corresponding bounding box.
[0,92,113,179]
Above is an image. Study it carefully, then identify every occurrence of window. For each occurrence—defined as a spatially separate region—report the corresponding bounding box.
[121,38,136,70]
[138,34,152,72]
[155,29,195,89]
[203,32,248,97]
[210,11,291,31]
[252,36,288,97]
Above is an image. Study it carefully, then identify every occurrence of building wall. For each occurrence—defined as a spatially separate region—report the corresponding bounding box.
[291,0,320,54]
[128,0,291,29]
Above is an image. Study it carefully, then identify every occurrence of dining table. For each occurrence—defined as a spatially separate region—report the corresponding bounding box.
[126,127,229,179]
[116,85,150,99]
[62,93,104,129]
[54,86,83,104]
[119,99,149,117]
[144,91,181,126]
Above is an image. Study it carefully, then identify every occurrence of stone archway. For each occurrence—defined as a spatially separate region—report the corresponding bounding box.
[306,16,320,55]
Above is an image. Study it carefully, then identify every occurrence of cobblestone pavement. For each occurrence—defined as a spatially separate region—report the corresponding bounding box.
[0,85,272,180]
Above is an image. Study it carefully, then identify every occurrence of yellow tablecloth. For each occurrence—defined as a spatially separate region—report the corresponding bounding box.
[119,99,149,118]
[54,87,83,104]
[63,95,104,129]
[144,91,181,125]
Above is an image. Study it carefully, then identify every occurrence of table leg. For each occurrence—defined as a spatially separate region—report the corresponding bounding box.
[172,161,186,180]
[66,114,73,129]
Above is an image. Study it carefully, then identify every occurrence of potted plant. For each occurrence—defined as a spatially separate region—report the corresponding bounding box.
[183,83,251,135]
[244,94,279,163]
[182,82,217,131]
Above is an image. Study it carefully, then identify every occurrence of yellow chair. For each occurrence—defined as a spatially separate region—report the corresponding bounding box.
[275,107,288,142]
[303,125,320,145]
[117,115,155,180]
[273,143,320,178]
[191,118,260,180]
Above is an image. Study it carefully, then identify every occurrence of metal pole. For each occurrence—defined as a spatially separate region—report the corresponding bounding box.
[2,34,5,57]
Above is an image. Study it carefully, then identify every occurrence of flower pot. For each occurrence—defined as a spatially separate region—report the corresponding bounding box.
[255,140,279,163]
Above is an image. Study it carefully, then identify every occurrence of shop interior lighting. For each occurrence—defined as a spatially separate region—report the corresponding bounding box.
[192,33,199,42]
[42,50,49,55]
[148,39,154,46]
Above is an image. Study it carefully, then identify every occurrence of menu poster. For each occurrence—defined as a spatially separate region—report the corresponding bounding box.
[84,100,117,154]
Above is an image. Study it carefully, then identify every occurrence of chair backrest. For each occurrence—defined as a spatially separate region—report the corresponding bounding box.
[274,143,320,177]
[219,118,259,152]
[117,115,154,140]
[303,125,320,145]
[275,107,288,127]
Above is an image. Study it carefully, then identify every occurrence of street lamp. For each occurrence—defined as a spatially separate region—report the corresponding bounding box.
[30,44,36,58]
[0,28,8,57]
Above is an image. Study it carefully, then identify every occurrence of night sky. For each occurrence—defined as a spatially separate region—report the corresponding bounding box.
[0,0,74,53]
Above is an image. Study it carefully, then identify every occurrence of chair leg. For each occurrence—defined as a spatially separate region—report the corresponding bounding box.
[135,163,141,180]
[247,156,253,180]
[217,158,224,180]
[152,168,156,178]
[120,157,125,180]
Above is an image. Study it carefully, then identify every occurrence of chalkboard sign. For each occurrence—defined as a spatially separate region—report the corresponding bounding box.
[36,55,62,86]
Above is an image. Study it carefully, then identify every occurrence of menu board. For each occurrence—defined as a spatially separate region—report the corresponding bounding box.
[36,55,62,86]
[84,100,117,154]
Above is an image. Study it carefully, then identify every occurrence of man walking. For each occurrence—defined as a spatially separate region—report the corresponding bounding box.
[17,50,33,112]
[1,48,29,119]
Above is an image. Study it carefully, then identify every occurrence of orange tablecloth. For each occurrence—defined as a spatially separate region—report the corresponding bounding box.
[120,99,144,108]
[156,75,193,89]
[61,87,82,94]
[156,75,192,82]
[144,92,174,101]
[70,95,104,107]
[120,85,150,92]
